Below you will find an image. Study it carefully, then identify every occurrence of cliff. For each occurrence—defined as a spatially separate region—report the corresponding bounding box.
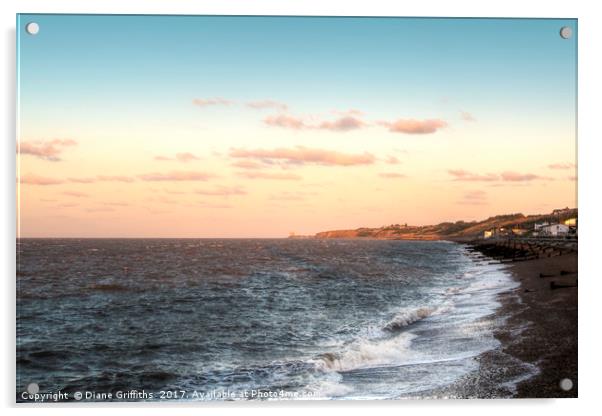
[311,208,577,241]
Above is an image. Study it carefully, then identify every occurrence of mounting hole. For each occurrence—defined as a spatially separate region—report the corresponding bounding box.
[559,378,573,391]
[559,26,572,39]
[26,22,39,35]
[27,383,39,394]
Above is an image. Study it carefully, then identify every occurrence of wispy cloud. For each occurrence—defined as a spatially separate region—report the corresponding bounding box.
[379,172,407,179]
[190,97,450,137]
[146,195,179,205]
[19,139,77,161]
[318,116,366,132]
[20,174,65,185]
[548,162,576,170]
[68,177,96,184]
[197,202,234,209]
[23,174,136,185]
[263,114,307,130]
[246,99,288,111]
[268,192,307,201]
[500,171,544,182]
[163,189,187,195]
[385,156,400,165]
[196,186,247,196]
[192,97,234,107]
[138,171,214,182]
[264,114,366,132]
[62,191,89,198]
[460,111,476,122]
[146,208,170,215]
[448,169,498,182]
[230,146,375,166]
[237,171,302,181]
[85,207,115,213]
[231,160,266,170]
[97,175,135,183]
[66,175,135,184]
[332,109,364,117]
[177,153,200,162]
[102,202,130,207]
[192,97,450,137]
[155,152,200,162]
[458,190,488,205]
[449,169,549,182]
[193,97,290,112]
[380,119,448,134]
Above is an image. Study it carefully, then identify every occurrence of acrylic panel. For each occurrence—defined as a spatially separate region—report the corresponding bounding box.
[16,15,577,402]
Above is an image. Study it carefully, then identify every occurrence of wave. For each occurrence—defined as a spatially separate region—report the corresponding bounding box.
[306,378,353,398]
[383,307,435,331]
[312,332,416,372]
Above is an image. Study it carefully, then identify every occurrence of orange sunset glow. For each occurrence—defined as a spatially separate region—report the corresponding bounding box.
[17,17,576,238]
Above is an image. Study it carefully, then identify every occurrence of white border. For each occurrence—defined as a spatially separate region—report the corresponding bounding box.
[3,1,600,415]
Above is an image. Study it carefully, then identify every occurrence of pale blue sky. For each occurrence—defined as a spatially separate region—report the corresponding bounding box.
[18,15,576,128]
[16,15,578,237]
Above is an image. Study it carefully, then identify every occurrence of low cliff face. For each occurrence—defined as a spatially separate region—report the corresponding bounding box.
[315,229,362,239]
[315,227,440,240]
[312,208,578,241]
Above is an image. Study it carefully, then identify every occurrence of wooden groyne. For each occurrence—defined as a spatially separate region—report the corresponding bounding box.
[465,237,577,263]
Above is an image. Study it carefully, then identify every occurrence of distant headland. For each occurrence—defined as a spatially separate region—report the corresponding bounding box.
[289,207,578,241]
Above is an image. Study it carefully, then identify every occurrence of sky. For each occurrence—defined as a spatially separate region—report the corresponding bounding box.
[17,15,577,238]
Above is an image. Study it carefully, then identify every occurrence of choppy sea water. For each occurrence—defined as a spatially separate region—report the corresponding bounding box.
[17,239,519,401]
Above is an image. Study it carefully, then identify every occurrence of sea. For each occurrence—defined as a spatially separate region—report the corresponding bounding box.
[17,238,524,401]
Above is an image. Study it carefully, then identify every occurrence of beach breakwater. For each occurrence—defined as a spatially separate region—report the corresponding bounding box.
[465,237,577,263]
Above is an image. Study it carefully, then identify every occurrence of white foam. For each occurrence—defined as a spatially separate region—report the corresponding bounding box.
[312,332,417,372]
[497,356,541,395]
[309,379,354,398]
[383,307,435,331]
[307,249,524,398]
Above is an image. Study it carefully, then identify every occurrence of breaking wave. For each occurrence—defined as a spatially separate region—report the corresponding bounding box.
[312,332,417,372]
[383,307,435,331]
